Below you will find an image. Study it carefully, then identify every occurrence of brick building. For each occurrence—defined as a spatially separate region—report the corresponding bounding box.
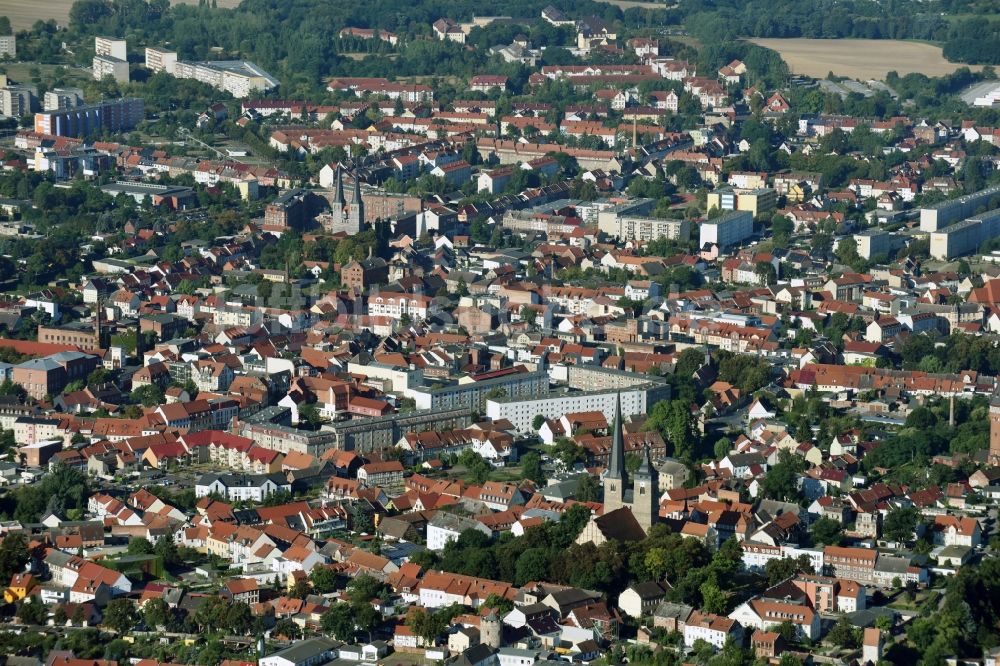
[341,256,389,292]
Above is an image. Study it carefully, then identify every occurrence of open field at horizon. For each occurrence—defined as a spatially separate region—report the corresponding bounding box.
[594,0,666,9]
[0,0,242,31]
[749,38,981,80]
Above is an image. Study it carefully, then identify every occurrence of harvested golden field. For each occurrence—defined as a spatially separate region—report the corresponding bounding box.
[749,38,980,80]
[0,0,242,30]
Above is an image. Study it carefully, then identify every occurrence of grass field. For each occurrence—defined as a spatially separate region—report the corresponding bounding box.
[594,0,666,9]
[749,38,981,80]
[0,0,242,30]
[2,62,90,86]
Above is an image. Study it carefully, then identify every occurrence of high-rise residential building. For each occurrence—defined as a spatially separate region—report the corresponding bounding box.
[43,87,84,112]
[699,210,754,251]
[93,55,130,83]
[34,98,144,137]
[145,47,178,75]
[94,36,127,60]
[0,35,16,59]
[0,85,35,118]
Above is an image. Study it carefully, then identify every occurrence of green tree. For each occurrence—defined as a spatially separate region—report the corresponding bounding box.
[883,507,919,543]
[131,384,165,408]
[710,538,744,580]
[273,618,301,640]
[828,616,861,648]
[644,399,698,460]
[550,438,586,467]
[514,548,551,586]
[0,532,30,583]
[713,438,731,460]
[103,599,136,633]
[310,566,341,593]
[16,598,46,625]
[532,414,546,431]
[353,602,380,641]
[765,554,814,586]
[759,450,805,501]
[321,603,356,641]
[346,573,386,604]
[809,517,844,546]
[142,597,171,630]
[699,579,727,614]
[482,593,514,614]
[521,452,545,484]
[225,602,253,635]
[154,536,180,567]
[127,537,154,555]
[575,474,600,502]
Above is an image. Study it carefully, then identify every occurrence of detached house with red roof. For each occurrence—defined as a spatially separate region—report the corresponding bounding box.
[730,596,820,640]
[931,515,981,548]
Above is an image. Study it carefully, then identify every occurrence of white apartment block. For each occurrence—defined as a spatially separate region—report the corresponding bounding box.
[930,208,1000,260]
[93,55,130,83]
[145,47,178,74]
[485,384,662,434]
[94,37,127,60]
[0,86,33,118]
[699,210,754,250]
[0,35,16,59]
[43,88,83,112]
[172,60,279,98]
[741,543,825,573]
[612,215,691,243]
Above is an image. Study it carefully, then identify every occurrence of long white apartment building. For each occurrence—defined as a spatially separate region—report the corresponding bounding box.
[930,208,1000,259]
[172,59,279,98]
[409,368,549,412]
[485,381,670,434]
[920,184,1000,232]
[597,197,691,242]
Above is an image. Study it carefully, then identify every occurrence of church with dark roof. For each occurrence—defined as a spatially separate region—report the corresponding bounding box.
[577,393,660,545]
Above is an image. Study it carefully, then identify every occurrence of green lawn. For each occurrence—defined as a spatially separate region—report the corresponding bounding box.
[1,62,90,88]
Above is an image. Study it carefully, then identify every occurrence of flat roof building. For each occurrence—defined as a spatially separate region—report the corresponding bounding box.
[93,54,130,83]
[699,209,753,251]
[34,98,144,138]
[144,47,177,75]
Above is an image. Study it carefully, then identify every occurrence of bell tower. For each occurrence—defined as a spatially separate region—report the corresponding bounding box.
[603,393,627,512]
[631,444,659,532]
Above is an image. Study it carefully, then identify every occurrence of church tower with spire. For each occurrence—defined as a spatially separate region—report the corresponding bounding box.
[603,393,627,513]
[631,444,659,531]
[601,392,659,533]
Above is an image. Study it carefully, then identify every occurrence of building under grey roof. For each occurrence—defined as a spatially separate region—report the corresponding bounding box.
[259,636,341,666]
